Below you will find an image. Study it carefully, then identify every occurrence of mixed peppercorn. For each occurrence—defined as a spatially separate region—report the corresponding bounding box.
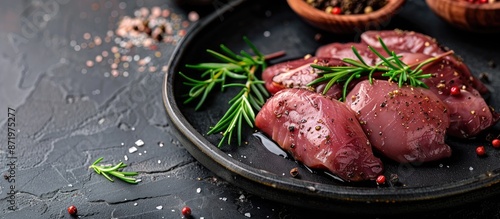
[304,0,388,15]
[182,206,192,217]
[67,205,77,216]
[376,175,386,185]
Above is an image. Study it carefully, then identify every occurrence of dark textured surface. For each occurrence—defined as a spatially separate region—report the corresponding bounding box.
[1,0,500,218]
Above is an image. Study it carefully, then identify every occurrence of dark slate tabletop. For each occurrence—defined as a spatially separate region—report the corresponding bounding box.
[1,0,500,218]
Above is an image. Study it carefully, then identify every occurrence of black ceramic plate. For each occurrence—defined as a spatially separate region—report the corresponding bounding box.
[163,0,500,214]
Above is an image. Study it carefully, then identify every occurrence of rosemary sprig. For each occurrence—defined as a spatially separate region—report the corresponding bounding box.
[308,37,454,101]
[180,37,282,147]
[89,157,139,184]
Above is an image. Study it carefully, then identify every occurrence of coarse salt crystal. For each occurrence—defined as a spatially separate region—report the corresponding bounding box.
[135,139,145,146]
[134,203,138,206]
[124,155,128,161]
[129,147,138,153]
[156,206,163,210]
[263,31,271,37]
[158,160,161,164]
[245,213,251,217]
[196,188,201,193]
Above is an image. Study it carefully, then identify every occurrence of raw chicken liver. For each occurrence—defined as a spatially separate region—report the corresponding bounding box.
[316,30,496,138]
[262,56,345,99]
[345,80,452,163]
[255,88,383,182]
[360,29,445,56]
[399,52,499,138]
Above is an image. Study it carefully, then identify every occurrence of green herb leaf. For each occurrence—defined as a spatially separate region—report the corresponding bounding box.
[180,37,284,147]
[308,37,454,101]
[89,157,139,184]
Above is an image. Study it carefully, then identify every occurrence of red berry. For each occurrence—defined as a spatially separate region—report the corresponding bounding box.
[476,146,486,156]
[331,7,342,15]
[376,175,386,185]
[181,206,192,217]
[67,205,77,215]
[492,139,500,148]
[450,86,461,96]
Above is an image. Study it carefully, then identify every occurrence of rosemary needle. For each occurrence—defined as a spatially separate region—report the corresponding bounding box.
[308,37,454,101]
[180,37,284,147]
[89,157,139,184]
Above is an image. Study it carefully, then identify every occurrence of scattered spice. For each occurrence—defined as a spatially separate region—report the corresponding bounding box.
[181,206,192,217]
[129,146,138,153]
[304,0,388,15]
[476,145,486,156]
[67,205,78,216]
[479,72,490,83]
[492,139,500,148]
[331,6,342,14]
[290,167,299,177]
[376,175,386,185]
[115,7,198,48]
[450,86,461,96]
[73,5,196,78]
[135,139,145,147]
[389,173,401,186]
[488,60,496,68]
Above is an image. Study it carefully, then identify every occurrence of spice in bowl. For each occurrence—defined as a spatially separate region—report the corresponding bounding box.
[304,0,388,15]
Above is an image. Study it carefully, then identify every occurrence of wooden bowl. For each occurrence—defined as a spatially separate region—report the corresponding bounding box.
[286,0,406,34]
[426,0,500,32]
